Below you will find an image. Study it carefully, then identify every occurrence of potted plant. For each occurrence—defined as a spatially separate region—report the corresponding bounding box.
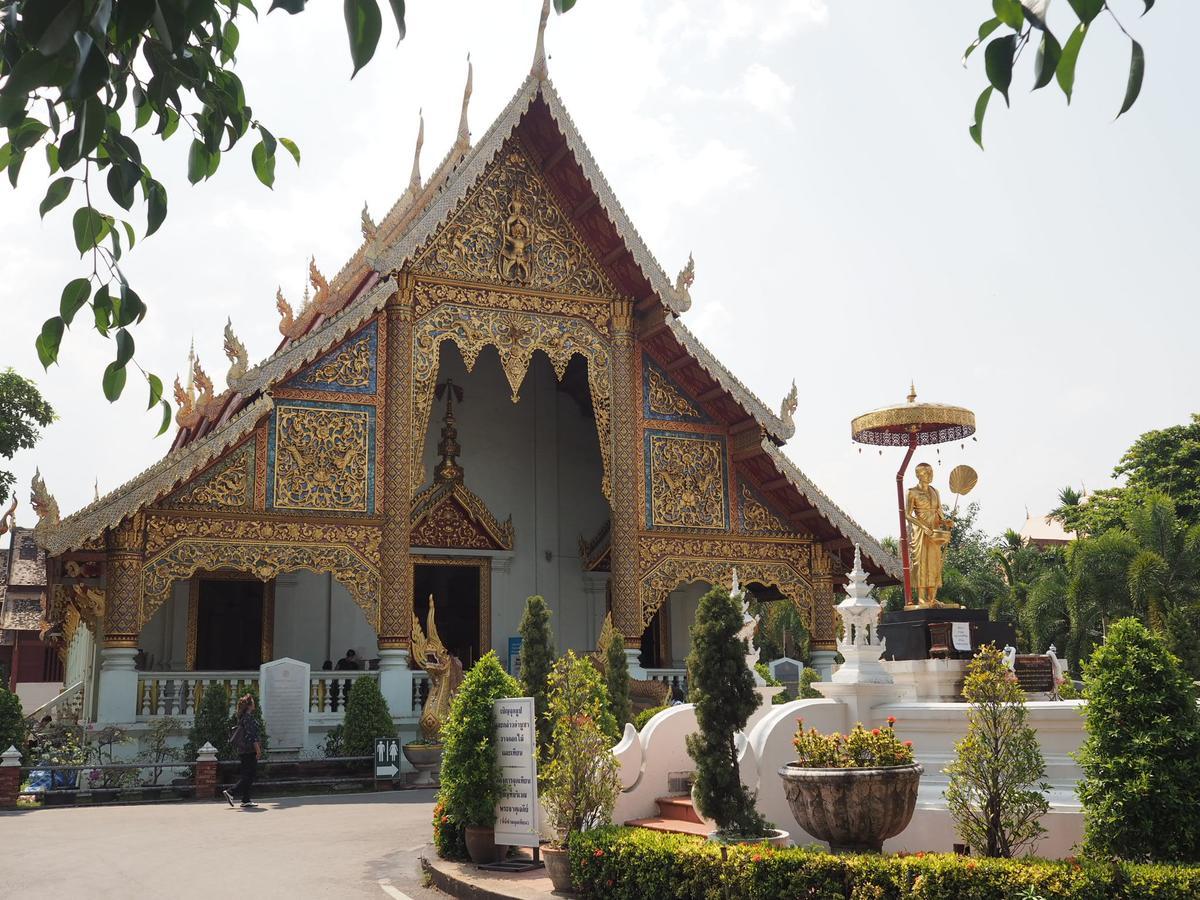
[779,716,922,853]
[685,586,787,846]
[437,651,519,864]
[540,651,621,892]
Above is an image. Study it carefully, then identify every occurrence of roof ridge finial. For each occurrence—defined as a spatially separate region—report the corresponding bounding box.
[409,109,424,193]
[531,0,551,80]
[907,381,917,403]
[457,54,473,146]
[185,337,196,402]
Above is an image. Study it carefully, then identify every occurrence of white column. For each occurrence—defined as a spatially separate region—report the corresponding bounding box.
[377,648,413,719]
[624,647,647,680]
[96,647,139,724]
[810,650,838,682]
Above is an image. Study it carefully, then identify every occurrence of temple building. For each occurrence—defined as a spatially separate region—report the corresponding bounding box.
[29,15,898,748]
[1,517,64,712]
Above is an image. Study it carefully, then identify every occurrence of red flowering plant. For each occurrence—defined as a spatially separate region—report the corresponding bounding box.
[790,717,915,768]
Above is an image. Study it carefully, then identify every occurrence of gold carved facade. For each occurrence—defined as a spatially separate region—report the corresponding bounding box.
[646,433,727,530]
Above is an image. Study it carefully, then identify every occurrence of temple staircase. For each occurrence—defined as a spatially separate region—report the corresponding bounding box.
[626,794,710,837]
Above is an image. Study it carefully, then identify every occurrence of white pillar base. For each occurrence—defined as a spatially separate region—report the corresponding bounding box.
[810,650,838,682]
[624,647,647,680]
[96,648,138,724]
[377,648,413,719]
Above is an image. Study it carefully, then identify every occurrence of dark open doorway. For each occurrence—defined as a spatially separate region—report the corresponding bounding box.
[413,563,481,668]
[195,579,263,670]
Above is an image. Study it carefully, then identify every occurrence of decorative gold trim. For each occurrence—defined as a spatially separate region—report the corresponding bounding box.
[411,554,491,659]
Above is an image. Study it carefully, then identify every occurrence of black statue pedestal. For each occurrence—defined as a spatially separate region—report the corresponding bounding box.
[877,608,1016,661]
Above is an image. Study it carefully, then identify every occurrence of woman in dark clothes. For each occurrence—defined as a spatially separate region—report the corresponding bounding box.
[224,694,262,809]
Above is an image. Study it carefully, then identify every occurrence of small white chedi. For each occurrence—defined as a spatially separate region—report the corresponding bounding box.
[832,545,893,685]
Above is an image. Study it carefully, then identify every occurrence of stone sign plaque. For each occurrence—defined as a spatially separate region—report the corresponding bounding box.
[1013,655,1055,694]
[493,697,539,848]
[260,657,310,750]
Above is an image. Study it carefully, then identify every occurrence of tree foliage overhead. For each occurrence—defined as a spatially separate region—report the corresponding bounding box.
[965,0,1155,149]
[0,368,55,504]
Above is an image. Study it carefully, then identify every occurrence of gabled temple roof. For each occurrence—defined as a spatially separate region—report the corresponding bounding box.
[37,57,900,583]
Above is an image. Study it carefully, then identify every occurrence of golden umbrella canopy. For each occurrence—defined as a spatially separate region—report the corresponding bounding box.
[851,385,976,447]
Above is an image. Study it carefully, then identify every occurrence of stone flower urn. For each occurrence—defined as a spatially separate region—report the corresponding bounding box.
[402,741,443,787]
[777,763,923,853]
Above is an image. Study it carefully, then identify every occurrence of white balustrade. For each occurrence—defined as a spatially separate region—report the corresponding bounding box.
[644,668,688,700]
[308,670,378,714]
[412,670,430,713]
[136,672,259,719]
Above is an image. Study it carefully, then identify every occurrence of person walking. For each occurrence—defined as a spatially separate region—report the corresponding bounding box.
[223,694,262,809]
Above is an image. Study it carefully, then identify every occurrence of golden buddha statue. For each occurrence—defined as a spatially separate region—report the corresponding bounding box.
[905,462,953,608]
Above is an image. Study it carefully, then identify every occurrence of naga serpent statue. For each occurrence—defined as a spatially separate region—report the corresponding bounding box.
[411,597,464,744]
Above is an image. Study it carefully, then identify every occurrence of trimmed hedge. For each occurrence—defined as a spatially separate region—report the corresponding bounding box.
[567,827,1200,900]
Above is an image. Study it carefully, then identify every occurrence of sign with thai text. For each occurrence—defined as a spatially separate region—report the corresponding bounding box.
[260,657,310,750]
[493,697,539,847]
[951,622,972,652]
[508,637,523,676]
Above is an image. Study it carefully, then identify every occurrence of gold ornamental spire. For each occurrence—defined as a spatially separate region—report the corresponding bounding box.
[456,55,473,147]
[531,0,550,80]
[433,379,465,484]
[408,109,424,193]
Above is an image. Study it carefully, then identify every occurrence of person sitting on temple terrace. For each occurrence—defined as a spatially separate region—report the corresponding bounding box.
[336,649,360,671]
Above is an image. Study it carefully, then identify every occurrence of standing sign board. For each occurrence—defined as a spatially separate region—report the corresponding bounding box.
[493,697,539,847]
[260,657,309,750]
[375,737,400,780]
[950,622,972,653]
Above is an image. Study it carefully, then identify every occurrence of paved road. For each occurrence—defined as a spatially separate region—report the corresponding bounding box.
[0,790,444,900]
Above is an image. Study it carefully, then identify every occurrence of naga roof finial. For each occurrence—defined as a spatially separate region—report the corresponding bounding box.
[361,202,377,240]
[30,469,60,535]
[408,109,424,193]
[456,54,473,147]
[781,380,798,430]
[192,356,214,416]
[0,496,16,537]
[276,287,294,337]
[674,252,694,304]
[531,0,551,80]
[93,477,99,502]
[224,317,248,389]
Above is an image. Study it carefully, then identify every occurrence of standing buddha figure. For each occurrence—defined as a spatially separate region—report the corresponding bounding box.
[905,462,952,608]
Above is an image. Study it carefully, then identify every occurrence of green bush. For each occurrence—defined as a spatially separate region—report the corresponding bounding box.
[603,616,632,738]
[437,651,520,850]
[518,595,555,750]
[685,585,772,839]
[799,666,823,699]
[1077,618,1200,862]
[945,644,1049,858]
[184,682,231,761]
[567,826,1200,900]
[633,705,669,731]
[0,686,25,761]
[342,676,396,757]
[322,724,345,757]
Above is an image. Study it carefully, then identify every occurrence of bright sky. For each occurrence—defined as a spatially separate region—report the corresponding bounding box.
[1,0,1196,544]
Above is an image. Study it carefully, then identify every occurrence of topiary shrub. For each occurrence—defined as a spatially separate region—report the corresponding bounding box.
[602,614,631,739]
[799,667,823,699]
[685,585,773,839]
[437,651,520,856]
[944,644,1049,857]
[0,685,26,762]
[541,651,621,849]
[518,595,555,750]
[184,682,231,761]
[1078,618,1200,862]
[341,676,396,757]
[633,705,669,731]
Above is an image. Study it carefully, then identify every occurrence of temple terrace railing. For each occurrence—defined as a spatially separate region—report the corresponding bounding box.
[135,670,430,720]
[644,668,688,700]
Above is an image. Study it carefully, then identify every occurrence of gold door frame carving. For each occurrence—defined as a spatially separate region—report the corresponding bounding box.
[185,572,276,669]
[410,554,492,659]
[410,293,615,501]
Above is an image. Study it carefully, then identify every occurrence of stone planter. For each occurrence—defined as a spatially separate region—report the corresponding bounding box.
[464,825,503,864]
[542,845,573,892]
[402,741,443,787]
[778,763,922,853]
[707,829,791,849]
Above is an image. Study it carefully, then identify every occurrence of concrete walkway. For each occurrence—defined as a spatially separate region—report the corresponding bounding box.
[0,790,444,900]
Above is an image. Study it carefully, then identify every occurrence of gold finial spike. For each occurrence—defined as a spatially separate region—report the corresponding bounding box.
[907,381,917,404]
[408,109,424,193]
[531,0,551,80]
[456,54,473,146]
[185,337,196,403]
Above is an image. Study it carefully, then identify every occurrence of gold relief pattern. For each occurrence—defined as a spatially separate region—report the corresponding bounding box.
[647,433,727,530]
[608,302,642,643]
[412,142,615,298]
[306,334,373,388]
[412,302,613,499]
[412,280,611,336]
[164,442,254,510]
[411,497,502,551]
[647,366,702,420]
[271,404,372,513]
[378,294,414,649]
[143,514,380,563]
[738,481,792,535]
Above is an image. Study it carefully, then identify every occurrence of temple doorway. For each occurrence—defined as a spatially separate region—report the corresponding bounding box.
[195,578,264,670]
[413,561,483,668]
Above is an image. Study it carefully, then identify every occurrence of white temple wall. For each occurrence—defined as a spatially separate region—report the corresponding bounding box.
[420,344,610,663]
[136,582,188,670]
[273,570,380,667]
[667,583,709,668]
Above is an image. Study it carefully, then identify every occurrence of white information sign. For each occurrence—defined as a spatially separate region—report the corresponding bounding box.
[951,622,972,653]
[260,657,310,750]
[493,697,539,848]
